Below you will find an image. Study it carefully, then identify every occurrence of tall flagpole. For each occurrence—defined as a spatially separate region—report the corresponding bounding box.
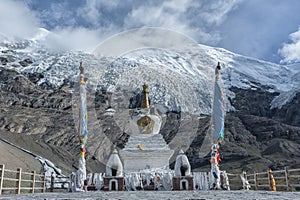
[210,62,225,190]
[212,62,225,142]
[77,62,88,190]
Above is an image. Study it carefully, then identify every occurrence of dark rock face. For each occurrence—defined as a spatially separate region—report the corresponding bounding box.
[0,55,15,65]
[230,86,300,127]
[222,86,300,172]
[0,67,93,171]
[0,67,72,110]
[229,86,279,118]
[27,72,44,84]
[0,66,299,175]
[271,92,300,126]
[19,58,33,67]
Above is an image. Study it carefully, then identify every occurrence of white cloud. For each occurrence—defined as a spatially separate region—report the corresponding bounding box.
[218,0,300,63]
[199,0,241,26]
[77,0,120,28]
[124,0,241,44]
[41,2,77,28]
[0,0,40,39]
[125,0,191,31]
[42,0,241,52]
[0,0,241,53]
[43,27,108,52]
[279,27,300,63]
[77,0,101,27]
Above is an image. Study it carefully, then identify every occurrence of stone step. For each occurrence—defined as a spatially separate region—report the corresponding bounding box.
[123,147,170,151]
[126,140,167,145]
[125,144,167,150]
[128,134,165,138]
[127,135,166,142]
[125,137,167,144]
[125,141,167,146]
[124,134,170,150]
[126,136,166,141]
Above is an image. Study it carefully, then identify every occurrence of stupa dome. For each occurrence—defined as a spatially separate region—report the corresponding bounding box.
[106,149,123,177]
[174,149,191,177]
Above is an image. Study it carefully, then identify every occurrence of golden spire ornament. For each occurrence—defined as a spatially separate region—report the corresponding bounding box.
[141,83,150,109]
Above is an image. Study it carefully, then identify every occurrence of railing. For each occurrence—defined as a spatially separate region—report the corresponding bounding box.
[242,167,300,191]
[226,172,243,190]
[0,164,46,195]
[2,163,299,194]
[49,173,70,192]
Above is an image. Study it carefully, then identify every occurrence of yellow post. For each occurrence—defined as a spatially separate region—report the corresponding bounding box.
[268,170,276,192]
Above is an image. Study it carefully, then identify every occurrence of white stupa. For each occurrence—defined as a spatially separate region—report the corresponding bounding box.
[174,149,191,177]
[106,149,123,177]
[119,83,174,172]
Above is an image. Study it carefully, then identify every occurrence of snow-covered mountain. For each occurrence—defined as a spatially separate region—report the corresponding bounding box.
[1,29,300,175]
[1,28,299,115]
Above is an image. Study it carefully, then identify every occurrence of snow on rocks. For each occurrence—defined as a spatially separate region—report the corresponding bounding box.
[1,32,300,113]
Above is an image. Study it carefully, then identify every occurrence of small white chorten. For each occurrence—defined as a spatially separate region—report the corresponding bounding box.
[173,149,193,190]
[174,149,191,177]
[106,149,123,177]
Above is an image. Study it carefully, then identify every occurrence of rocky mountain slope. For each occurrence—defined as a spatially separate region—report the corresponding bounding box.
[0,36,299,175]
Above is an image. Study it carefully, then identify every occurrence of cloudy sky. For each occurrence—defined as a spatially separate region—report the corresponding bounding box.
[0,0,300,64]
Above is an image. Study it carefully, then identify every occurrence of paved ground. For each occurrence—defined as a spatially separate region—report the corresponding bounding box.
[0,190,299,200]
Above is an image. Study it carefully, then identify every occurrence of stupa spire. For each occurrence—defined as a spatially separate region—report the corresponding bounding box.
[215,62,221,82]
[141,83,150,109]
[79,62,86,85]
[79,61,84,74]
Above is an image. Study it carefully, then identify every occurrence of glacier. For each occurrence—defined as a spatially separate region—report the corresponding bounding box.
[0,28,300,115]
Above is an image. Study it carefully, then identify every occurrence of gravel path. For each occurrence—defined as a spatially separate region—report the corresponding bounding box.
[0,190,299,200]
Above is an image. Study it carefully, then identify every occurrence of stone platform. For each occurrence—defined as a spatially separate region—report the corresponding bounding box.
[119,134,174,172]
